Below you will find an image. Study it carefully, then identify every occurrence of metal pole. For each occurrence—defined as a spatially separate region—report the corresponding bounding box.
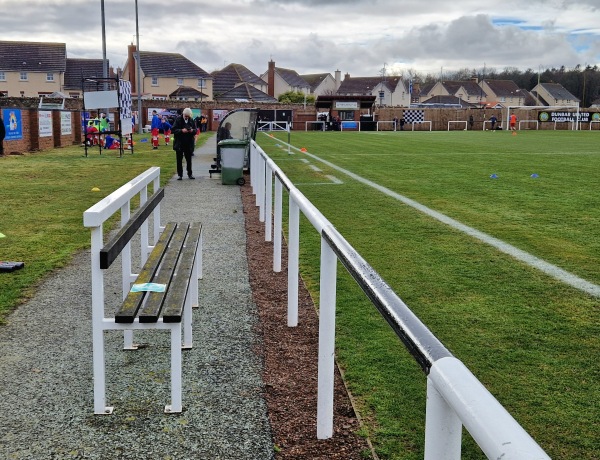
[135,0,143,134]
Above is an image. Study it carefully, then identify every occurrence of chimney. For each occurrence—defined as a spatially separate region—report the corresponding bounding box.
[268,60,275,97]
[344,73,350,80]
[128,44,137,92]
[334,70,341,90]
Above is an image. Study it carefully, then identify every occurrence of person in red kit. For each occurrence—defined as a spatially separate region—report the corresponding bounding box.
[150,110,161,149]
[161,116,172,145]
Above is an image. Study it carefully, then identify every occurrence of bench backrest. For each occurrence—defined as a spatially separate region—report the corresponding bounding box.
[100,187,164,269]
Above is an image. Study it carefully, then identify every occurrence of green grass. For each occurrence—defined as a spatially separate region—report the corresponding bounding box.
[0,134,207,322]
[258,130,600,459]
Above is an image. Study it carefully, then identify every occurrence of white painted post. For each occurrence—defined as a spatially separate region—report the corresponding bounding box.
[91,225,112,414]
[257,154,265,214]
[265,162,273,242]
[273,178,282,272]
[287,198,300,327]
[139,187,149,263]
[316,236,337,439]
[424,376,462,460]
[121,200,135,351]
[165,323,182,413]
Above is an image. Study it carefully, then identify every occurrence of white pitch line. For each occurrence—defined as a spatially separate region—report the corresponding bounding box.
[309,165,322,172]
[287,143,600,298]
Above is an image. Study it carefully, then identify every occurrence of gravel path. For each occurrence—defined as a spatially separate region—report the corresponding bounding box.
[0,135,274,459]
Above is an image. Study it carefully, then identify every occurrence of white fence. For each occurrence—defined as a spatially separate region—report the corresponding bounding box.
[258,121,290,131]
[249,139,550,459]
[447,120,468,131]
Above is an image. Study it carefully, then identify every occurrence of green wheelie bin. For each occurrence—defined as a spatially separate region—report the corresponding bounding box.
[218,139,248,185]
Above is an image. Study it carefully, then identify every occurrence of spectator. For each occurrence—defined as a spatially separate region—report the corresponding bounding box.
[172,108,196,180]
[489,114,498,131]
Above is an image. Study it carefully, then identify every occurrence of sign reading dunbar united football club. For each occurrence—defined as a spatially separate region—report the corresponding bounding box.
[538,111,593,123]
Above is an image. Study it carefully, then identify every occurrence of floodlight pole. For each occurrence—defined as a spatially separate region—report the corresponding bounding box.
[135,0,143,134]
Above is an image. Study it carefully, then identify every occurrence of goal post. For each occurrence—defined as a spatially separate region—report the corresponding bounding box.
[507,104,581,131]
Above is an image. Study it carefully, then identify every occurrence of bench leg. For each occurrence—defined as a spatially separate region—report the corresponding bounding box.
[165,323,182,413]
[123,329,139,350]
[182,280,193,349]
[93,326,114,414]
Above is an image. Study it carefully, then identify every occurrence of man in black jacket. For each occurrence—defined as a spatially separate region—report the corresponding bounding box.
[172,107,196,180]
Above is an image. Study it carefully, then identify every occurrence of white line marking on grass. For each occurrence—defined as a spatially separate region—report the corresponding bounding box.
[309,165,322,172]
[300,159,310,164]
[326,175,343,184]
[289,143,600,297]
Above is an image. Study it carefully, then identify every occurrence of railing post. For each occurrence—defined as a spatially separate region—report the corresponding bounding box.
[258,155,265,222]
[265,162,273,242]
[287,197,299,327]
[424,376,462,460]
[273,178,282,272]
[316,235,337,439]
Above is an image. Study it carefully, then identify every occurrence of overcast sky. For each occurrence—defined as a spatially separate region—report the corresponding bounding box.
[2,0,599,79]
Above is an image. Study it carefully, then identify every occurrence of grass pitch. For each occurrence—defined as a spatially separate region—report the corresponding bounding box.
[257,129,600,459]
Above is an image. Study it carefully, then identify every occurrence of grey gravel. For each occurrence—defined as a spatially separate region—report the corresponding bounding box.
[0,135,274,459]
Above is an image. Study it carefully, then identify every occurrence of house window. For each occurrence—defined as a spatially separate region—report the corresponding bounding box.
[177,78,184,86]
[46,73,54,82]
[197,78,205,88]
[0,72,5,81]
[20,72,28,81]
[151,76,158,86]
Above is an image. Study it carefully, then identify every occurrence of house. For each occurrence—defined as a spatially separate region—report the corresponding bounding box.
[420,79,486,106]
[300,72,339,96]
[479,79,525,107]
[121,45,212,101]
[214,83,277,103]
[0,40,67,97]
[261,61,310,99]
[531,82,580,107]
[337,74,410,107]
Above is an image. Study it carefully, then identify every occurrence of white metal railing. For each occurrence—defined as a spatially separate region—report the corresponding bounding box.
[249,139,550,459]
[305,121,326,131]
[412,120,432,131]
[258,121,290,131]
[518,120,539,130]
[447,120,468,131]
[376,120,396,131]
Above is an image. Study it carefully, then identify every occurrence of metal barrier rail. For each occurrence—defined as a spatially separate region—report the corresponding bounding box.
[249,139,550,459]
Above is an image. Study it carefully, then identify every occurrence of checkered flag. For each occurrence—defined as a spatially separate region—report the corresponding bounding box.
[404,110,424,124]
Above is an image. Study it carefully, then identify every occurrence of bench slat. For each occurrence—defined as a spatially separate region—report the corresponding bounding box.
[100,188,165,269]
[163,222,203,323]
[114,222,177,323]
[138,224,189,323]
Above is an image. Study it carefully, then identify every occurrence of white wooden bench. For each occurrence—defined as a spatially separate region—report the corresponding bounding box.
[83,167,202,414]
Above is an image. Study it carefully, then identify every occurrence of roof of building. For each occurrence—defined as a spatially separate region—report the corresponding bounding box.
[0,40,66,72]
[64,58,107,90]
[337,76,402,95]
[169,86,209,98]
[211,63,264,96]
[538,82,580,102]
[214,83,277,103]
[299,73,332,92]
[482,79,522,97]
[274,67,310,89]
[420,95,476,108]
[138,51,210,78]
